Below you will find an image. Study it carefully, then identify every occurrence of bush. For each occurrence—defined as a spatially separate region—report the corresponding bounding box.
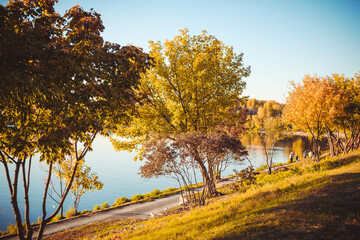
[81,210,91,215]
[50,214,61,223]
[163,187,177,194]
[7,223,18,234]
[113,197,130,206]
[142,193,151,200]
[101,201,109,209]
[93,205,100,211]
[150,188,161,197]
[131,194,143,202]
[7,222,26,234]
[65,207,76,218]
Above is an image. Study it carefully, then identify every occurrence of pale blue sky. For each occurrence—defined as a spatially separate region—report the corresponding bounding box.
[2,0,360,102]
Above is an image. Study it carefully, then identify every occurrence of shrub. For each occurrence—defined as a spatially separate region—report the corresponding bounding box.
[163,187,177,194]
[113,197,130,206]
[50,215,61,223]
[7,223,18,234]
[142,193,151,200]
[81,210,91,215]
[7,222,26,234]
[131,194,143,202]
[150,188,161,197]
[93,205,100,211]
[65,207,76,218]
[101,201,109,209]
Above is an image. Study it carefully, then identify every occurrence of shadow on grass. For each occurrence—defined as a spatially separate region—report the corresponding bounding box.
[319,155,360,171]
[218,172,360,240]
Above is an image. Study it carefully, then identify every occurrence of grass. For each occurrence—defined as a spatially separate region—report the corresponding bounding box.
[45,151,360,239]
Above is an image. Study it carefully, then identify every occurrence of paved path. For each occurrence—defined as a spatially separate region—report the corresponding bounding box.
[5,193,183,239]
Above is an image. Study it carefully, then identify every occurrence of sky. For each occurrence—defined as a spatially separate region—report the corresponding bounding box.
[2,0,360,103]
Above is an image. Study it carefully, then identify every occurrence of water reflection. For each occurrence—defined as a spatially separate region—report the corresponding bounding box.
[242,135,314,167]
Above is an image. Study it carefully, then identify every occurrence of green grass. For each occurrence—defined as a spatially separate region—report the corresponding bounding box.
[45,151,360,240]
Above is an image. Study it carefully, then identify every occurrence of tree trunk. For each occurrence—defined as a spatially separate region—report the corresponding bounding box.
[196,157,216,197]
[326,128,335,157]
[11,163,26,240]
[22,158,33,240]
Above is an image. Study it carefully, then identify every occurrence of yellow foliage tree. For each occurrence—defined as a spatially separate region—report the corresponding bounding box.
[248,100,285,174]
[112,29,250,196]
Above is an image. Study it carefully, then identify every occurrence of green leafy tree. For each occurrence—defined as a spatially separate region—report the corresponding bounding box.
[112,29,250,197]
[0,1,150,239]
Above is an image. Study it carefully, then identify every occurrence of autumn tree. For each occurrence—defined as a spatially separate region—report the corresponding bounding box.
[247,100,285,174]
[283,75,347,161]
[0,1,150,239]
[327,73,360,155]
[140,132,247,206]
[112,29,250,197]
[51,154,103,215]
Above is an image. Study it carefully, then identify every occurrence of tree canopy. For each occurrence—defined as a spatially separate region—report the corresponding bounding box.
[0,1,150,239]
[112,29,250,153]
[112,29,250,197]
[245,100,285,174]
[283,74,347,160]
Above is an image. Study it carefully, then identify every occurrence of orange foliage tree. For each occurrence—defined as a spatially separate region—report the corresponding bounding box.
[330,73,360,154]
[283,75,347,161]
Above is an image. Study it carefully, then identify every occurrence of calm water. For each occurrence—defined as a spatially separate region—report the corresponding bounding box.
[0,135,313,231]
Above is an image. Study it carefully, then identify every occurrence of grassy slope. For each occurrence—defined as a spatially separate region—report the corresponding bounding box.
[46,152,360,240]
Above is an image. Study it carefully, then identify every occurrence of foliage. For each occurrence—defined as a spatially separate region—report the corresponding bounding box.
[65,207,76,218]
[112,29,250,197]
[149,188,161,197]
[101,202,109,209]
[246,100,285,174]
[330,73,360,154]
[49,215,61,223]
[131,194,143,202]
[162,187,178,194]
[232,167,259,192]
[52,154,103,215]
[283,74,347,161]
[93,205,101,211]
[6,223,25,234]
[0,1,150,239]
[113,197,130,206]
[140,131,247,205]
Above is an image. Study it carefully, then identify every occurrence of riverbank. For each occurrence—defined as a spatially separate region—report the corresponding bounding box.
[42,151,360,239]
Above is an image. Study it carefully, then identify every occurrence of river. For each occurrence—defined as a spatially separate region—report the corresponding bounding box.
[0,134,313,231]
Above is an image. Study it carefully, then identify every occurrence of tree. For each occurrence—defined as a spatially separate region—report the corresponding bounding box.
[0,1,150,239]
[140,132,247,206]
[283,75,347,161]
[112,29,250,197]
[51,154,103,215]
[247,100,285,174]
[330,73,360,154]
